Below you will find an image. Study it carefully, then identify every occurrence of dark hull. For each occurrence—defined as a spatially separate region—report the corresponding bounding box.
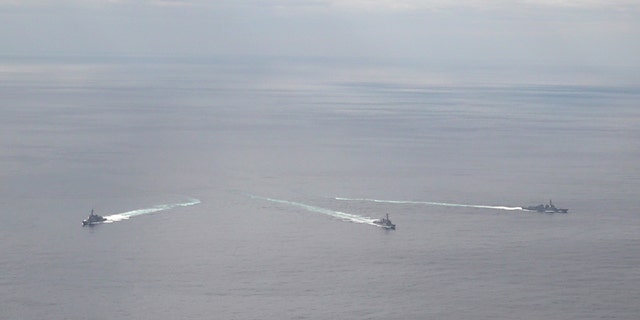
[373,214,396,229]
[523,204,568,213]
[82,220,105,226]
[82,215,106,226]
[373,222,396,229]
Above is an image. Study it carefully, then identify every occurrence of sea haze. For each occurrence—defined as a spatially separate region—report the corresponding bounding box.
[1,56,639,320]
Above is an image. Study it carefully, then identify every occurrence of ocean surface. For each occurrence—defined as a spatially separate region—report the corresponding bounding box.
[1,55,639,320]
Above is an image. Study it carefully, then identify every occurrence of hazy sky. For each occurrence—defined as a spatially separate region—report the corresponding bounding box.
[1,0,639,66]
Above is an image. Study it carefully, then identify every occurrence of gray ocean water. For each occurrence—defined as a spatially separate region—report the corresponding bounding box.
[1,56,639,320]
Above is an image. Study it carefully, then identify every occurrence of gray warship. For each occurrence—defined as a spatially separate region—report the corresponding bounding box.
[82,209,107,226]
[523,200,568,213]
[373,213,396,229]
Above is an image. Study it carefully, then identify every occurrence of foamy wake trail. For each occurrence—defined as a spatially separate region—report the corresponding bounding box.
[103,198,201,223]
[335,197,523,211]
[250,195,378,226]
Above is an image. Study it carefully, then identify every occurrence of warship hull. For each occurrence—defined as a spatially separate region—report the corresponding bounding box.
[523,200,568,213]
[373,213,396,229]
[82,209,107,226]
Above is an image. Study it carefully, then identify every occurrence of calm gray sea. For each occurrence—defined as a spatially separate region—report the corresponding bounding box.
[1,56,639,320]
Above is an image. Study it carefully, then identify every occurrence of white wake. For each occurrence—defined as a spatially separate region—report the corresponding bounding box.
[249,195,381,226]
[102,198,201,223]
[335,197,523,211]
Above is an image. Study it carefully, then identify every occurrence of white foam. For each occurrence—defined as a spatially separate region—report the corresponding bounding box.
[250,195,379,226]
[102,198,201,223]
[335,197,523,211]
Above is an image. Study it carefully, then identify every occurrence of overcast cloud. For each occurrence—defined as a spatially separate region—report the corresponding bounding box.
[1,0,638,66]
